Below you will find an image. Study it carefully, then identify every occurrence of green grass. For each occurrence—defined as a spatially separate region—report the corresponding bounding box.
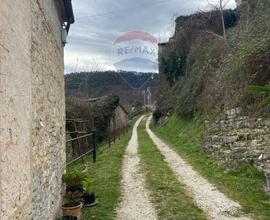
[151,115,270,220]
[68,125,133,220]
[138,118,207,220]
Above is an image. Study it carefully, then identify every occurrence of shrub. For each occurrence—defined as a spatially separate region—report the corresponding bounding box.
[83,176,95,193]
[153,105,172,123]
[62,170,87,186]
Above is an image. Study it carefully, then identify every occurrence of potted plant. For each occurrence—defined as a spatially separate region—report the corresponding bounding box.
[61,170,86,218]
[61,191,83,218]
[82,176,96,207]
[62,170,87,193]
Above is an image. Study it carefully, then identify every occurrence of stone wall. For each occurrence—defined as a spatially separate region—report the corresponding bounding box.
[31,0,65,219]
[204,108,270,172]
[0,1,33,219]
[109,105,129,132]
[0,0,66,219]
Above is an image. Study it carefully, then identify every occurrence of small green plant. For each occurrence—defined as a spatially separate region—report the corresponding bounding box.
[64,191,83,205]
[62,170,87,207]
[83,176,95,193]
[62,170,87,186]
[247,84,270,105]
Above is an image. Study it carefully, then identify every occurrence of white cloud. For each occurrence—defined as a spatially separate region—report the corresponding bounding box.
[65,0,236,73]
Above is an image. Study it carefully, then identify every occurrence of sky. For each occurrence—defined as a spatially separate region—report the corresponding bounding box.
[64,0,236,74]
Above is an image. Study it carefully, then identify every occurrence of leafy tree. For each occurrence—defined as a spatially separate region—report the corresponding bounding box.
[161,51,186,86]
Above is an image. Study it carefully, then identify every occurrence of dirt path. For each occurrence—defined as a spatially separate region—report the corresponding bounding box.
[117,116,157,220]
[146,116,251,220]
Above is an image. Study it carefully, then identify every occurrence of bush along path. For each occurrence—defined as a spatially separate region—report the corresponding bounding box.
[117,116,157,220]
[138,117,207,220]
[146,116,252,220]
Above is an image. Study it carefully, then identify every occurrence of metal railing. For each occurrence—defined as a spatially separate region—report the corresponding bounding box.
[66,132,96,166]
[107,126,128,147]
[66,125,128,166]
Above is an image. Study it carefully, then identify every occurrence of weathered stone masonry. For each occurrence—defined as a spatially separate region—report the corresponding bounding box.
[31,1,66,219]
[0,1,32,219]
[204,108,270,172]
[0,0,69,219]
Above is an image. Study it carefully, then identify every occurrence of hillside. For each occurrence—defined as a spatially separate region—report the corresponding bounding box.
[155,0,270,171]
[65,71,160,110]
[157,0,270,119]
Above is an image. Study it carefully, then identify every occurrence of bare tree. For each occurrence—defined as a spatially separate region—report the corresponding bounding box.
[207,0,231,40]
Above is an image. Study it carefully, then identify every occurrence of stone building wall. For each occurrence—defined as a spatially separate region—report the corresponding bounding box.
[0,0,66,219]
[110,105,129,132]
[0,1,33,219]
[204,108,270,172]
[30,0,65,219]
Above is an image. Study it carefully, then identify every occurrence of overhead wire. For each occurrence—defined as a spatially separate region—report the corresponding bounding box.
[76,0,174,20]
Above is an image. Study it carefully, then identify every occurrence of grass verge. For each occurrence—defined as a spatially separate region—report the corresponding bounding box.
[68,125,133,220]
[138,118,207,220]
[151,115,270,220]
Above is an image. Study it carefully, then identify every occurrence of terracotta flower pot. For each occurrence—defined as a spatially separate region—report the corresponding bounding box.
[61,202,83,218]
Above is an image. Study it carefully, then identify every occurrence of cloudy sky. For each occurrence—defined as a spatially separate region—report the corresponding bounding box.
[64,0,236,73]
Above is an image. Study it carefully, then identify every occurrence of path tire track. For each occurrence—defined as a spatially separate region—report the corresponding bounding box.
[117,116,157,220]
[146,116,252,220]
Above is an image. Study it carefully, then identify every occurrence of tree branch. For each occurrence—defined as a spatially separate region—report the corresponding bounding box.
[222,0,231,9]
[207,0,220,10]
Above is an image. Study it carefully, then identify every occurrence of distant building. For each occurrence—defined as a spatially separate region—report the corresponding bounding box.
[68,96,129,140]
[158,42,169,56]
[109,104,129,136]
[82,96,129,135]
[0,0,74,219]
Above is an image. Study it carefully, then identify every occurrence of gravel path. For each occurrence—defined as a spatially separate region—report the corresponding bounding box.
[146,116,252,220]
[117,116,157,220]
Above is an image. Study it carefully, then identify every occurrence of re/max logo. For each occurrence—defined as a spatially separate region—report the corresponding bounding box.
[117,46,156,56]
